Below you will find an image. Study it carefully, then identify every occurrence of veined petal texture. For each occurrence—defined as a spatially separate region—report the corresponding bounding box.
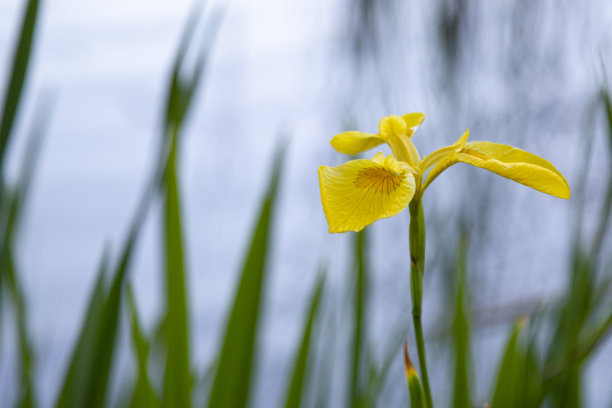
[319,155,416,233]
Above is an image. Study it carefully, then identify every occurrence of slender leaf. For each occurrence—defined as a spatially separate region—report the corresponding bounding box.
[56,195,149,408]
[0,0,40,171]
[283,272,325,408]
[490,321,525,408]
[128,286,161,408]
[55,249,109,408]
[207,142,286,408]
[5,251,35,407]
[0,96,52,408]
[161,127,192,408]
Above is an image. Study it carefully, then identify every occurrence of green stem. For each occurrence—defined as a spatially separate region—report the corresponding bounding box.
[409,200,433,408]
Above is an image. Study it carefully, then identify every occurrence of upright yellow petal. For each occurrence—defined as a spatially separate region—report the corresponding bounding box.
[420,129,470,192]
[378,115,421,165]
[402,113,426,133]
[319,154,416,233]
[422,138,570,199]
[330,131,385,155]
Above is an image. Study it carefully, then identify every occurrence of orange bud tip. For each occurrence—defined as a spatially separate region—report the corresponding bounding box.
[403,341,417,378]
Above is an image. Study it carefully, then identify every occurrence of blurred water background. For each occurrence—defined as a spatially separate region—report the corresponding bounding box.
[0,0,611,406]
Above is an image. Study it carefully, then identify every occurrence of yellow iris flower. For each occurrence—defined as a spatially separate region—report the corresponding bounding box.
[319,113,570,233]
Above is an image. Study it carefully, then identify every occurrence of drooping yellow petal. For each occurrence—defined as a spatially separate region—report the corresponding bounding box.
[319,154,416,233]
[457,141,570,198]
[330,131,385,155]
[423,137,571,199]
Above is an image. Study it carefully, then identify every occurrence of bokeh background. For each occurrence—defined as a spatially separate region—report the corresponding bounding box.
[1,0,611,406]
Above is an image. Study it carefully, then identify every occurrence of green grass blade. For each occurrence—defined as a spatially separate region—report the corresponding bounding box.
[163,5,222,134]
[283,272,325,408]
[85,226,143,408]
[0,0,40,170]
[588,87,612,267]
[348,228,368,407]
[452,236,471,408]
[0,97,51,407]
[311,309,337,408]
[55,249,109,408]
[128,285,161,408]
[161,128,192,408]
[207,142,286,408]
[5,249,35,407]
[490,321,525,408]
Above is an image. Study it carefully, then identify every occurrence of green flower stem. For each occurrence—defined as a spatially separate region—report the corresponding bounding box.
[409,199,433,408]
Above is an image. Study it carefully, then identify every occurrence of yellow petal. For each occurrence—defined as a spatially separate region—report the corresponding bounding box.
[330,131,385,155]
[457,141,570,198]
[420,129,469,172]
[319,154,416,233]
[378,115,421,165]
[402,113,426,133]
[423,138,571,199]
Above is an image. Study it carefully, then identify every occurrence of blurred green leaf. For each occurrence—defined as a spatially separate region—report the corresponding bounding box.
[161,128,192,408]
[0,0,40,171]
[0,97,51,408]
[5,250,35,407]
[452,235,471,408]
[55,249,109,408]
[283,272,325,408]
[163,4,222,134]
[207,142,286,408]
[490,321,524,408]
[128,285,161,408]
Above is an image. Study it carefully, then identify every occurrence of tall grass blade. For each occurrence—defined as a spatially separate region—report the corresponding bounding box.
[86,236,137,407]
[0,0,40,171]
[451,235,471,408]
[348,228,368,407]
[283,272,325,408]
[490,321,525,408]
[588,87,612,267]
[163,5,222,134]
[128,285,161,408]
[0,97,51,407]
[207,142,286,408]
[161,128,192,408]
[55,249,109,408]
[5,251,35,407]
[56,184,150,408]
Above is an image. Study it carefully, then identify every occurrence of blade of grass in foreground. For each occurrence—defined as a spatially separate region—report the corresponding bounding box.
[55,249,109,408]
[56,195,149,408]
[0,97,52,408]
[0,0,40,171]
[128,285,161,408]
[5,251,35,407]
[161,127,192,408]
[490,320,526,408]
[207,142,286,408]
[283,271,325,408]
